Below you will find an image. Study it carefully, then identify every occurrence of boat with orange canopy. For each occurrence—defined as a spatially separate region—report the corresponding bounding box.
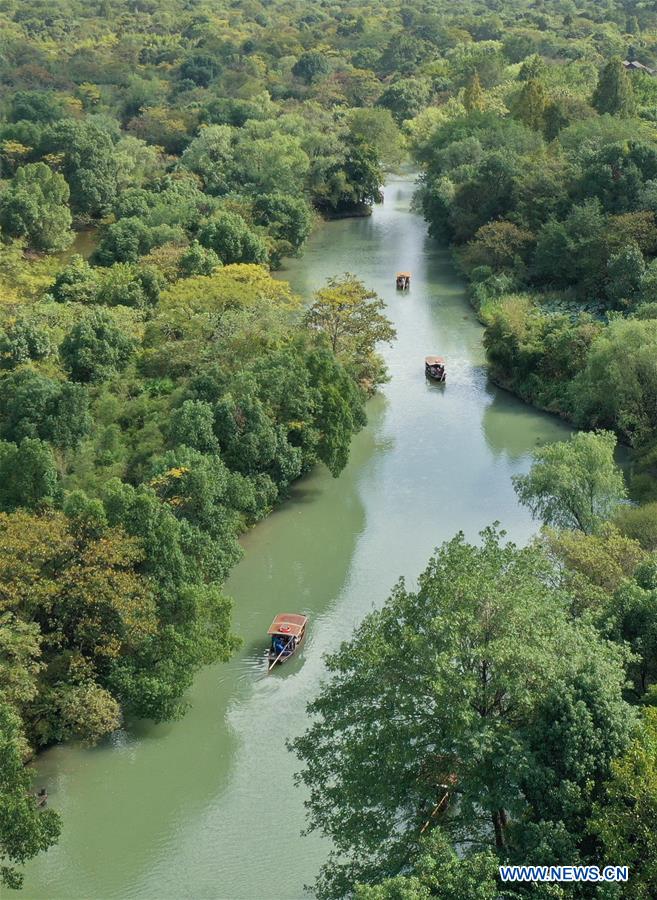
[267,613,308,671]
[425,355,446,382]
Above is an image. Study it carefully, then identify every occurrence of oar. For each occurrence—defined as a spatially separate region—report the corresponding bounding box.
[268,636,293,672]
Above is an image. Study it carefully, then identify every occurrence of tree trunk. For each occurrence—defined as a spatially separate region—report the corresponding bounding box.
[492,808,508,850]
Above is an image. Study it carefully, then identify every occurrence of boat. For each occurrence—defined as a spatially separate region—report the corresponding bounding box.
[425,356,446,382]
[396,271,411,290]
[267,613,308,671]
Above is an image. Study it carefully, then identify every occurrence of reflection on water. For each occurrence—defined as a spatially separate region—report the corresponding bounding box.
[24,176,572,900]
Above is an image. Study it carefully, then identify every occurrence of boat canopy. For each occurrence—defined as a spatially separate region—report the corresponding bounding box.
[425,356,445,366]
[396,271,411,277]
[268,613,308,637]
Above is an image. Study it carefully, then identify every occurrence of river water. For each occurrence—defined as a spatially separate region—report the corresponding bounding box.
[23,175,571,899]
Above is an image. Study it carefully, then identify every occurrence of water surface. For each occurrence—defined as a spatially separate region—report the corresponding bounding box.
[24,176,571,899]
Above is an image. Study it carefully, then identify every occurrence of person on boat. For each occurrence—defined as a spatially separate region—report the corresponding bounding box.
[36,788,48,807]
[273,634,287,655]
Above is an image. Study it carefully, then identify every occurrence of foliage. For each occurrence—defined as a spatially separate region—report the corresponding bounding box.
[292,527,632,898]
[60,309,135,383]
[0,702,60,889]
[512,430,627,534]
[0,163,72,252]
[591,709,657,899]
[304,274,395,389]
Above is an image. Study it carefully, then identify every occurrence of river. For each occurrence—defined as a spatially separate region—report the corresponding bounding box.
[23,175,571,899]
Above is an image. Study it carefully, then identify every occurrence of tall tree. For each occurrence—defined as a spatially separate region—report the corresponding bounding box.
[591,709,657,900]
[592,58,636,117]
[0,162,72,251]
[463,73,485,112]
[512,430,627,534]
[304,274,395,388]
[292,528,631,898]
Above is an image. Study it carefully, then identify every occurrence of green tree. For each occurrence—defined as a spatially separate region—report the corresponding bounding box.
[463,73,485,112]
[0,370,90,450]
[348,109,404,169]
[177,241,221,278]
[304,274,395,388]
[512,430,627,533]
[292,528,630,897]
[251,193,313,254]
[378,78,432,125]
[50,255,99,303]
[607,243,646,307]
[592,58,636,117]
[38,120,118,217]
[60,309,135,383]
[511,79,548,131]
[572,318,657,444]
[0,319,51,369]
[0,162,72,251]
[0,439,58,511]
[179,124,234,195]
[354,831,498,900]
[615,501,657,550]
[0,701,60,889]
[292,51,331,85]
[592,708,657,899]
[168,399,219,454]
[198,212,268,265]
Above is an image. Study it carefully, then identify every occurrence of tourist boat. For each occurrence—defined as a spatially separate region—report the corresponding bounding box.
[267,613,308,671]
[396,271,411,290]
[425,356,446,382]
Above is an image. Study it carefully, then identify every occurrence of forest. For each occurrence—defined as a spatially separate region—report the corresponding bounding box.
[2,0,657,896]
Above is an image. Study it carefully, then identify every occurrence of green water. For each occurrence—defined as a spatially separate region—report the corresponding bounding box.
[23,176,571,900]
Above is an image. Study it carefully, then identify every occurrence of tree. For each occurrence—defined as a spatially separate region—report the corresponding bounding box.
[304,274,395,388]
[306,347,367,477]
[38,120,118,217]
[0,318,51,369]
[354,830,498,900]
[0,162,72,251]
[572,318,657,445]
[510,79,548,131]
[348,109,404,169]
[251,193,313,254]
[96,262,161,308]
[463,73,485,112]
[198,212,268,265]
[292,51,331,85]
[179,124,234,195]
[0,701,60,889]
[168,399,219,454]
[592,709,657,899]
[592,58,636,117]
[177,241,221,278]
[615,501,657,550]
[607,242,646,307]
[512,430,627,534]
[378,78,432,125]
[0,439,58,511]
[292,528,631,898]
[0,370,90,450]
[461,221,533,273]
[60,309,135,382]
[50,255,99,303]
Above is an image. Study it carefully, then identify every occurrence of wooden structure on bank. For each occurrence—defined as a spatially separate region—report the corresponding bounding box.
[425,355,446,382]
[396,271,411,290]
[267,613,308,671]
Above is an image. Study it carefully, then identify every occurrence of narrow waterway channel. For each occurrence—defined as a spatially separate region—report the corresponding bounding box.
[24,175,571,899]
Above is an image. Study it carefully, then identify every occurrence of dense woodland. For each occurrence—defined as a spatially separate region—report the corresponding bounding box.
[3,0,657,896]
